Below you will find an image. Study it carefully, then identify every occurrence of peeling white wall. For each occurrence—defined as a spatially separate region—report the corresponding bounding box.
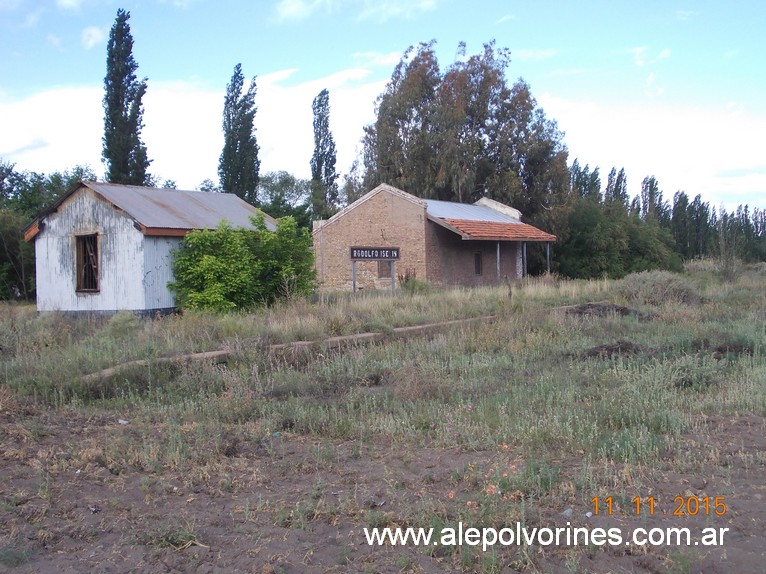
[35,188,145,312]
[142,236,180,310]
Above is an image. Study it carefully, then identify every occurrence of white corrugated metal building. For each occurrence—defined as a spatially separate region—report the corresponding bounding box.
[24,181,276,315]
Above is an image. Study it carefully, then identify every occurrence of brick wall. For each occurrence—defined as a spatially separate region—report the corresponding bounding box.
[313,188,428,291]
[425,221,521,287]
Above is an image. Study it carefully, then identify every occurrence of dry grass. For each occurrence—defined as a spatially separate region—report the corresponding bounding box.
[1,265,765,572]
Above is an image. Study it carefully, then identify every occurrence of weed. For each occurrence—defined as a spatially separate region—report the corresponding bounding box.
[0,546,31,567]
[364,510,390,529]
[615,270,702,307]
[134,518,203,550]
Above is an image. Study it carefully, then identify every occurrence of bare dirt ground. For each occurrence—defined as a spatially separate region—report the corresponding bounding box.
[1,396,764,574]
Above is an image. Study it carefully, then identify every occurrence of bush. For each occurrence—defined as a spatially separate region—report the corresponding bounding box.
[246,215,316,304]
[615,270,702,307]
[170,215,315,312]
[397,267,429,295]
[553,200,681,280]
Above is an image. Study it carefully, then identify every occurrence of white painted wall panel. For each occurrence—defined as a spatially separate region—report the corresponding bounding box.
[35,188,145,312]
[142,236,180,310]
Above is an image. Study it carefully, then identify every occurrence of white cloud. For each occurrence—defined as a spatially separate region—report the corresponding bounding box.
[644,72,664,97]
[630,46,647,67]
[274,0,332,21]
[538,93,766,209]
[3,77,763,210]
[495,14,514,25]
[81,26,107,50]
[47,33,62,50]
[0,86,104,176]
[274,0,436,22]
[629,46,671,69]
[352,51,402,68]
[725,101,744,114]
[23,8,42,27]
[143,69,383,186]
[255,67,382,179]
[56,0,84,10]
[141,82,222,187]
[0,0,23,10]
[676,10,696,21]
[358,0,436,21]
[0,69,386,190]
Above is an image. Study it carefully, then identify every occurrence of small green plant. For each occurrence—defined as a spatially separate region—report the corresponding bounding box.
[364,509,389,529]
[397,267,429,295]
[134,519,202,550]
[105,311,141,338]
[0,546,31,568]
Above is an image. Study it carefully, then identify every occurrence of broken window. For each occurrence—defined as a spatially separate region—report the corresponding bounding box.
[378,260,392,278]
[76,234,99,292]
[474,252,483,276]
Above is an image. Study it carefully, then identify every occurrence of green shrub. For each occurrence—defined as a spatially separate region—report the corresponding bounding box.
[246,215,316,304]
[397,267,430,295]
[170,215,315,312]
[170,221,257,311]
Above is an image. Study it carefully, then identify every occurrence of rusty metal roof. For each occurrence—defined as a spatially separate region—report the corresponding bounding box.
[84,181,276,232]
[425,199,520,223]
[25,181,276,242]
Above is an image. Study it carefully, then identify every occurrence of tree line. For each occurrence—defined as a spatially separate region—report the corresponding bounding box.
[1,12,764,300]
[355,40,765,277]
[558,163,765,278]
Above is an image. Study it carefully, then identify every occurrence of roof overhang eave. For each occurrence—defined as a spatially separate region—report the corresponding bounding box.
[139,226,194,237]
[460,235,556,242]
[426,214,470,239]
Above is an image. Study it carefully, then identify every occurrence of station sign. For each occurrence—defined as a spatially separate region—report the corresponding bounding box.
[349,246,400,260]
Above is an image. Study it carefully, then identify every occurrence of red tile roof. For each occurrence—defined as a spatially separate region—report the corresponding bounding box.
[441,218,556,242]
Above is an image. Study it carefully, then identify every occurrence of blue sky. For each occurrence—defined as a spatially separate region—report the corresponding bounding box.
[1,0,764,210]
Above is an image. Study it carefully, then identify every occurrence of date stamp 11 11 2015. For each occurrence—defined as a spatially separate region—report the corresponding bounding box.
[591,496,727,517]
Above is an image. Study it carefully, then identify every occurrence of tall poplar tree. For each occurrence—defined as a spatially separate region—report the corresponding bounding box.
[219,63,259,204]
[604,167,629,208]
[102,9,151,185]
[309,89,339,219]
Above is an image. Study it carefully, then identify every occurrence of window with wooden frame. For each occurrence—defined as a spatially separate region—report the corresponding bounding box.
[76,234,99,292]
[474,252,483,276]
[377,260,392,278]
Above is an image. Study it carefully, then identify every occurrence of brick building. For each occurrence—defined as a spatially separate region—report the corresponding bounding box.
[312,183,556,291]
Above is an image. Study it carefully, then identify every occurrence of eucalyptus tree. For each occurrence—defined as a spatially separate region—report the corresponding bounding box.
[362,41,441,194]
[362,40,569,220]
